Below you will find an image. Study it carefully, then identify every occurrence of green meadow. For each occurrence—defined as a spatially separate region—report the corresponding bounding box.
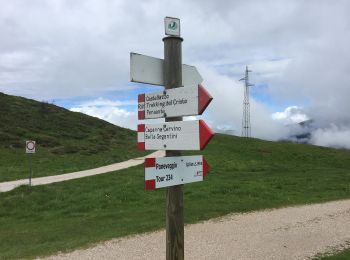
[1,134,350,259]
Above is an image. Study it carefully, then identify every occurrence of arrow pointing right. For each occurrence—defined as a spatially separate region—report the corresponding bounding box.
[144,155,210,190]
[130,52,203,87]
[199,120,215,150]
[138,85,213,120]
[137,120,214,151]
[198,84,213,115]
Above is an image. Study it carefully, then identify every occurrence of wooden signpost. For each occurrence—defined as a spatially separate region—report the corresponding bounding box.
[130,17,214,260]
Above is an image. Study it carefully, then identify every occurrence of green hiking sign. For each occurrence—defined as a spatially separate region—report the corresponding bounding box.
[168,21,178,30]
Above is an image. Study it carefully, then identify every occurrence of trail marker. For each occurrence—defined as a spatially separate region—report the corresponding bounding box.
[145,155,209,190]
[131,17,214,260]
[138,84,212,119]
[165,17,180,36]
[137,120,214,151]
[130,53,203,87]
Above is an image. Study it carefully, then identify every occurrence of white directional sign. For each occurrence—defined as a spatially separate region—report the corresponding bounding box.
[137,120,214,151]
[26,140,36,154]
[144,155,209,190]
[138,85,212,119]
[130,53,203,87]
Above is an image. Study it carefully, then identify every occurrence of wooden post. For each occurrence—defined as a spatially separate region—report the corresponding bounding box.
[163,36,184,260]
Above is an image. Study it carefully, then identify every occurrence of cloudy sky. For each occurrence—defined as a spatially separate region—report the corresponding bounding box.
[1,0,350,148]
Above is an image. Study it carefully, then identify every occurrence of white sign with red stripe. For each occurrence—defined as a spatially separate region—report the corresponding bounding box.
[144,155,209,190]
[137,120,214,151]
[26,140,36,154]
[138,85,212,120]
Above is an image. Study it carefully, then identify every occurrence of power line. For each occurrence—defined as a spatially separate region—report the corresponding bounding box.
[239,66,254,138]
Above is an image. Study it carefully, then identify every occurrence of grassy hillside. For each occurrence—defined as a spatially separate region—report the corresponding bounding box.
[0,92,146,181]
[1,134,350,258]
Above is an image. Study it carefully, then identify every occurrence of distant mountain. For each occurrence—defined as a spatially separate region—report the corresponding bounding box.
[213,125,236,136]
[286,119,315,144]
[214,129,236,136]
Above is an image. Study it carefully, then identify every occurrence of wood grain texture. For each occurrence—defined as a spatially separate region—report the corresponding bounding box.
[164,36,184,260]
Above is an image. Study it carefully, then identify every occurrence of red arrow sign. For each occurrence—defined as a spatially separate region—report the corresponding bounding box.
[144,155,210,190]
[137,120,214,151]
[199,120,215,150]
[198,84,213,115]
[138,85,213,120]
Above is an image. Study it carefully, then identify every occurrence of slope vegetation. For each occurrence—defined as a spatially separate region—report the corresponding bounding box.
[0,92,145,181]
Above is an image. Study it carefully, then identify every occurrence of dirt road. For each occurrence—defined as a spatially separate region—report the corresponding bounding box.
[44,199,350,260]
[0,151,164,192]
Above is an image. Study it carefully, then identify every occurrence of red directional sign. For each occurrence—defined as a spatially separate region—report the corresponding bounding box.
[138,85,213,119]
[144,155,209,190]
[137,120,214,151]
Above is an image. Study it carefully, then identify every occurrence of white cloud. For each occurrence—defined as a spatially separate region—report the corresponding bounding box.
[1,0,350,147]
[196,64,288,140]
[249,59,291,83]
[70,101,137,130]
[272,106,309,124]
[73,97,136,107]
[310,125,350,149]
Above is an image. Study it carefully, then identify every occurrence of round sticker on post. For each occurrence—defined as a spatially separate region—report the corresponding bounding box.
[26,140,36,154]
[164,17,180,36]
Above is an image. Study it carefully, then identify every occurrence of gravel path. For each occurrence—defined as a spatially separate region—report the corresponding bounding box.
[0,151,164,192]
[43,199,350,260]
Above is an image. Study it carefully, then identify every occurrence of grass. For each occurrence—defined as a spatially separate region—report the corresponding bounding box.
[1,134,350,259]
[0,146,144,182]
[0,92,146,181]
[315,247,350,259]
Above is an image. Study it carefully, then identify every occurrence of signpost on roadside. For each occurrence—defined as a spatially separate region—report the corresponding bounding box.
[130,17,214,260]
[26,140,36,186]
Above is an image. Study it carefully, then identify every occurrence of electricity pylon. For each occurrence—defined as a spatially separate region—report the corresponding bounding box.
[239,66,254,138]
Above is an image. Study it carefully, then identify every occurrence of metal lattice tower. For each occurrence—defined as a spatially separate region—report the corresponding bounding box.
[240,66,254,138]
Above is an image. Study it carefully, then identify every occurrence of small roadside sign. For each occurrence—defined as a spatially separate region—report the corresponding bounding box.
[26,140,36,154]
[26,140,36,186]
[138,84,213,119]
[164,17,180,36]
[137,120,214,151]
[144,155,209,190]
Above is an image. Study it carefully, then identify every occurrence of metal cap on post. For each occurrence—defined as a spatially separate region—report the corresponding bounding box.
[163,17,184,260]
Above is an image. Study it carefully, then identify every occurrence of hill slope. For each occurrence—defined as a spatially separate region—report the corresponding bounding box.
[0,92,145,181]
